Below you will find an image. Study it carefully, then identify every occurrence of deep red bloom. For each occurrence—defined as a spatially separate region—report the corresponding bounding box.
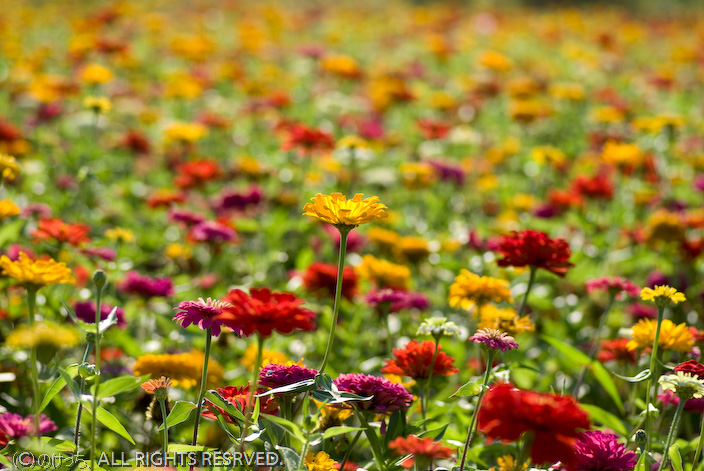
[280,124,335,156]
[202,384,278,423]
[571,173,614,200]
[389,435,454,468]
[478,383,590,471]
[597,338,637,364]
[417,118,452,140]
[674,359,704,379]
[495,230,574,277]
[174,159,223,189]
[217,288,316,338]
[146,190,186,209]
[381,340,458,379]
[31,218,91,247]
[302,262,358,301]
[120,129,151,155]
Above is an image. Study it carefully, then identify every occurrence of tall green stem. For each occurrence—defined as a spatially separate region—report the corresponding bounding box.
[26,287,40,438]
[458,350,494,471]
[319,228,350,374]
[90,279,105,471]
[573,295,615,395]
[240,334,264,453]
[658,400,685,471]
[160,399,169,458]
[646,305,665,454]
[74,341,94,452]
[191,328,213,454]
[421,339,441,426]
[692,413,704,469]
[517,267,536,317]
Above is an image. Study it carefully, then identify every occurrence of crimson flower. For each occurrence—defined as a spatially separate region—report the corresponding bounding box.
[571,173,614,200]
[477,383,589,471]
[280,124,335,156]
[174,158,223,189]
[495,229,574,277]
[334,373,413,414]
[31,218,91,247]
[216,288,316,338]
[302,262,358,300]
[597,338,637,364]
[389,435,454,469]
[202,385,278,423]
[381,340,458,379]
[574,431,637,471]
[674,359,704,379]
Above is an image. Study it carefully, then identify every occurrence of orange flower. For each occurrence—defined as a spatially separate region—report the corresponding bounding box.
[141,376,172,396]
[389,435,454,469]
[381,340,458,379]
[32,219,91,247]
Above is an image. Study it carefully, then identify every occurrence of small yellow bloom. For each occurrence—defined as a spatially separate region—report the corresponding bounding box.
[368,227,401,252]
[80,63,113,84]
[601,141,642,167]
[133,351,223,389]
[105,227,135,243]
[590,106,624,123]
[337,135,368,150]
[83,96,111,114]
[531,146,566,166]
[644,210,684,244]
[627,319,693,352]
[0,154,20,180]
[478,50,512,72]
[164,243,192,260]
[164,121,207,144]
[304,451,338,471]
[396,237,430,263]
[0,200,20,220]
[303,193,387,228]
[478,304,534,336]
[449,270,513,310]
[641,285,686,306]
[549,83,585,101]
[400,162,437,189]
[320,54,361,79]
[241,345,288,371]
[0,252,75,289]
[6,321,80,350]
[314,400,354,431]
[356,254,411,290]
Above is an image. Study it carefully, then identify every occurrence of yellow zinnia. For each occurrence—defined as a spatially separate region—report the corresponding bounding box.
[0,154,20,180]
[356,254,411,290]
[83,96,112,114]
[304,452,338,471]
[6,321,80,350]
[303,193,387,228]
[641,285,686,306]
[0,252,75,288]
[449,270,513,310]
[105,227,135,243]
[0,200,20,220]
[133,351,223,389]
[241,345,288,371]
[627,319,693,353]
[478,304,535,336]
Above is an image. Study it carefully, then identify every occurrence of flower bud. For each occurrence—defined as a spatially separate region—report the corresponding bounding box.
[634,429,647,450]
[93,270,107,289]
[78,362,97,379]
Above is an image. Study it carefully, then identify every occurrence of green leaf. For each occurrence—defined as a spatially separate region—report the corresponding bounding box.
[542,335,591,365]
[251,396,261,423]
[205,390,246,423]
[323,426,365,440]
[58,366,81,400]
[41,437,76,453]
[61,300,78,323]
[82,406,135,444]
[276,446,300,471]
[315,373,334,391]
[40,376,67,413]
[591,361,625,413]
[0,218,24,247]
[419,424,449,441]
[215,414,240,443]
[262,415,306,444]
[98,375,148,398]
[450,380,482,398]
[159,401,197,431]
[581,404,628,437]
[612,369,651,383]
[669,443,683,471]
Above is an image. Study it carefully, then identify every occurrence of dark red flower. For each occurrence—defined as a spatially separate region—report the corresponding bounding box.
[381,340,458,379]
[389,435,454,469]
[31,218,91,247]
[174,159,223,189]
[571,173,614,200]
[280,124,335,156]
[120,129,151,155]
[302,262,358,301]
[674,359,704,379]
[597,338,637,364]
[478,383,590,471]
[217,288,316,338]
[202,384,278,423]
[495,230,574,277]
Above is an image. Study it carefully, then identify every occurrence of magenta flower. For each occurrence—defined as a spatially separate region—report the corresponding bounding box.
[574,430,637,471]
[585,277,640,300]
[0,412,57,439]
[168,208,206,227]
[80,246,117,261]
[74,301,126,329]
[173,297,236,337]
[427,159,465,186]
[119,271,174,299]
[215,185,263,212]
[365,289,430,313]
[659,389,704,413]
[259,363,319,390]
[469,328,519,352]
[333,373,413,414]
[189,221,238,244]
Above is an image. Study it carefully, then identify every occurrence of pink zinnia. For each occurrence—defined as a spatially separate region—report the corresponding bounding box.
[259,363,319,390]
[574,430,637,471]
[173,297,236,337]
[119,271,174,299]
[0,412,57,439]
[585,277,640,300]
[333,373,413,414]
[469,328,519,352]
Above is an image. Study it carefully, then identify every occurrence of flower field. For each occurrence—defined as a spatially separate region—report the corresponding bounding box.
[3,0,704,470]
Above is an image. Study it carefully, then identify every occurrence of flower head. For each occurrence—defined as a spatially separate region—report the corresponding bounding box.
[627,319,693,353]
[202,384,278,423]
[133,351,223,389]
[119,271,174,299]
[0,412,56,439]
[469,328,519,352]
[259,362,319,390]
[0,200,19,221]
[304,451,338,471]
[586,277,641,300]
[659,372,704,400]
[333,373,413,414]
[303,193,387,229]
[477,304,534,336]
[141,376,172,401]
[574,430,637,471]
[674,359,704,379]
[356,255,411,290]
[640,285,686,307]
[241,345,288,371]
[173,297,234,337]
[381,340,459,379]
[6,321,79,355]
[315,400,354,431]
[597,338,637,364]
[302,262,358,301]
[83,96,111,114]
[32,218,91,246]
[478,383,590,471]
[0,252,75,288]
[0,154,20,180]
[389,435,454,469]
[495,230,574,277]
[416,317,461,339]
[449,270,512,310]
[74,301,126,329]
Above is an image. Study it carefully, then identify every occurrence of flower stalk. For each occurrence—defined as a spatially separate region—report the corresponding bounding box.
[90,271,106,471]
[645,305,665,454]
[319,227,350,374]
[240,334,264,452]
[517,266,536,317]
[191,327,213,451]
[458,350,494,471]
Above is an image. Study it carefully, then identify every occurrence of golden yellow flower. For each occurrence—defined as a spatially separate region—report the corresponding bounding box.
[548,82,585,101]
[321,54,360,78]
[80,63,113,84]
[83,96,111,114]
[305,451,338,471]
[601,141,642,167]
[0,252,75,288]
[237,156,266,177]
[133,351,223,389]
[400,162,437,189]
[509,100,551,124]
[337,135,369,150]
[632,115,684,134]
[165,73,202,99]
[314,400,353,431]
[478,304,535,336]
[507,76,540,99]
[6,321,80,350]
[356,255,411,290]
[641,285,686,306]
[396,237,430,263]
[241,345,288,371]
[164,121,207,144]
[303,193,388,228]
[0,154,20,180]
[490,455,527,471]
[384,373,416,391]
[368,227,401,252]
[105,227,135,243]
[0,200,20,220]
[164,243,192,260]
[590,106,625,123]
[449,270,513,310]
[627,319,692,352]
[645,210,685,244]
[531,146,566,166]
[478,50,512,72]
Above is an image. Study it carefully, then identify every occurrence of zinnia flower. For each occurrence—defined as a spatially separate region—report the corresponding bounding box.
[0,252,75,288]
[6,322,80,354]
[469,328,519,352]
[494,230,574,277]
[381,340,459,379]
[119,271,174,299]
[0,200,19,220]
[640,285,686,306]
[141,376,172,401]
[31,218,91,247]
[304,451,338,471]
[449,270,512,310]
[133,351,223,389]
[188,220,237,244]
[477,304,534,336]
[478,383,590,471]
[574,430,637,471]
[0,154,20,180]
[586,277,640,300]
[202,384,278,423]
[627,319,693,353]
[217,287,316,338]
[659,372,704,400]
[303,193,388,228]
[597,338,637,364]
[674,359,704,378]
[333,373,413,414]
[173,297,234,337]
[0,412,57,439]
[356,255,411,290]
[302,262,358,300]
[389,435,454,469]
[259,362,319,390]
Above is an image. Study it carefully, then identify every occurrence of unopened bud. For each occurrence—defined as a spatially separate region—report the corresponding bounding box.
[92,270,107,289]
[634,429,647,450]
[78,362,97,379]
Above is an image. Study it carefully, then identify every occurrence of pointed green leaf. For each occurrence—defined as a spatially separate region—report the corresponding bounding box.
[323,426,365,440]
[276,446,300,471]
[159,401,197,431]
[581,404,628,437]
[669,443,683,471]
[98,375,149,399]
[450,381,482,398]
[82,406,135,445]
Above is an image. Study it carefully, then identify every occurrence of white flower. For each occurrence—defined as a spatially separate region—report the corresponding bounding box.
[659,371,704,400]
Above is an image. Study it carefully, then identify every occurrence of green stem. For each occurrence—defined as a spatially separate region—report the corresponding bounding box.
[421,339,441,428]
[295,433,311,471]
[160,399,169,458]
[90,282,104,471]
[517,267,536,317]
[693,413,704,470]
[240,334,264,453]
[26,287,40,439]
[658,400,685,471]
[646,305,666,455]
[357,411,386,471]
[74,341,94,453]
[515,432,535,471]
[191,328,213,452]
[338,430,363,471]
[458,350,494,471]
[383,307,392,356]
[573,295,615,396]
[319,228,350,374]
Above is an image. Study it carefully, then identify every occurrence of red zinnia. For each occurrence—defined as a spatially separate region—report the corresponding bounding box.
[174,158,223,189]
[596,338,637,364]
[32,218,91,247]
[280,124,335,156]
[417,118,452,140]
[202,384,278,423]
[571,173,614,200]
[217,287,316,338]
[389,435,454,469]
[381,340,458,379]
[674,359,704,379]
[495,229,574,277]
[302,262,358,301]
[477,383,589,471]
